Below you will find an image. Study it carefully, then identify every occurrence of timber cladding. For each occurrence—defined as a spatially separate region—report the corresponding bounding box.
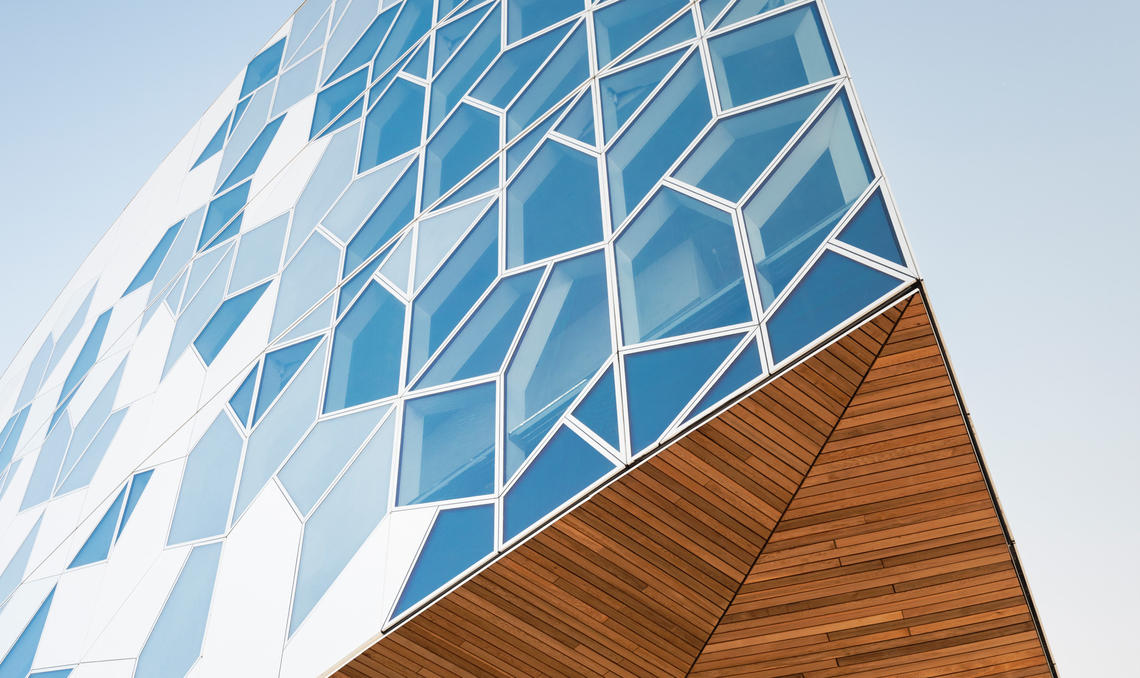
[335,289,1054,678]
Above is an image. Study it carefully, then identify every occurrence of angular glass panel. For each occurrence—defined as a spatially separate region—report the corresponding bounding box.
[184,244,234,312]
[233,94,253,129]
[198,180,251,250]
[290,122,360,258]
[327,6,399,83]
[606,52,711,228]
[271,235,339,338]
[56,408,127,494]
[228,367,258,427]
[438,158,499,208]
[700,0,734,26]
[0,587,54,677]
[675,87,827,202]
[505,252,610,480]
[124,220,183,296]
[22,415,70,511]
[428,6,500,133]
[616,10,696,65]
[310,69,368,138]
[571,366,620,451]
[506,24,587,137]
[272,52,321,117]
[254,337,322,424]
[625,334,740,453]
[615,187,750,343]
[191,115,230,170]
[324,282,404,412]
[471,24,571,109]
[135,543,223,678]
[593,0,687,65]
[230,213,288,292]
[719,0,794,28]
[359,78,424,172]
[193,281,270,365]
[403,40,430,78]
[397,382,495,505]
[16,337,52,410]
[322,0,385,82]
[434,6,485,71]
[241,38,286,98]
[281,297,336,344]
[600,51,682,143]
[323,100,366,142]
[691,338,763,417]
[58,363,125,487]
[324,157,411,243]
[836,190,906,266]
[393,504,493,616]
[219,114,285,192]
[555,92,595,145]
[507,0,580,43]
[69,486,128,568]
[342,245,395,315]
[0,406,30,473]
[286,2,329,65]
[742,93,873,306]
[345,159,418,274]
[291,414,393,633]
[57,309,111,409]
[413,198,494,290]
[216,87,273,191]
[767,251,901,364]
[116,469,154,541]
[708,4,837,109]
[0,518,40,605]
[423,104,499,205]
[168,413,244,545]
[371,0,433,82]
[506,141,603,267]
[504,426,614,540]
[417,268,543,389]
[504,103,565,176]
[378,232,413,292]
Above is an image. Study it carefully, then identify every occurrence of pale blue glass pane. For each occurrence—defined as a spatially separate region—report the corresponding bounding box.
[417,268,543,389]
[504,426,613,540]
[163,247,234,378]
[600,51,682,143]
[360,78,424,172]
[606,52,711,228]
[193,281,270,364]
[345,160,418,273]
[414,198,494,290]
[57,309,111,409]
[675,87,827,202]
[403,40,429,77]
[428,6,500,133]
[254,338,322,424]
[20,417,70,510]
[371,0,434,82]
[146,208,201,315]
[434,6,484,71]
[241,38,286,98]
[700,0,734,26]
[198,181,251,249]
[507,141,603,267]
[234,342,326,520]
[708,4,837,109]
[0,459,22,502]
[46,288,95,377]
[767,251,900,364]
[322,0,384,82]
[289,123,360,259]
[719,0,794,28]
[291,417,392,633]
[594,0,687,64]
[279,407,389,515]
[168,414,243,545]
[69,486,127,568]
[836,190,905,266]
[116,469,153,540]
[471,24,571,108]
[378,233,412,291]
[184,244,233,312]
[0,518,40,605]
[625,334,739,453]
[230,213,288,292]
[219,114,285,191]
[216,87,272,192]
[397,382,495,505]
[324,282,404,411]
[272,52,321,117]
[555,93,594,145]
[617,11,695,65]
[58,363,124,487]
[135,542,223,678]
[571,366,620,450]
[16,337,52,410]
[56,408,127,494]
[0,406,30,472]
[340,240,394,315]
[233,94,253,129]
[0,587,54,678]
[325,154,411,243]
[394,504,493,616]
[124,220,183,296]
[691,338,763,417]
[270,234,340,338]
[286,2,329,65]
[507,0,580,43]
[228,367,258,427]
[423,104,499,205]
[505,24,587,137]
[281,297,336,344]
[191,115,230,170]
[505,104,563,176]
[742,93,873,306]
[505,252,610,480]
[615,187,750,344]
[327,6,399,83]
[322,99,366,142]
[310,69,368,138]
[439,158,499,208]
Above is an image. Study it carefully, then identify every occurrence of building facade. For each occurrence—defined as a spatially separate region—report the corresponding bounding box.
[0,0,1053,676]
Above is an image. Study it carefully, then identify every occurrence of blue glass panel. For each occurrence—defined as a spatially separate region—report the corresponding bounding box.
[836,190,906,265]
[124,220,184,296]
[163,246,234,378]
[254,338,322,424]
[15,337,52,410]
[218,114,285,191]
[691,338,763,417]
[675,87,827,202]
[394,504,493,616]
[168,413,244,545]
[417,268,543,389]
[340,242,394,315]
[594,0,687,64]
[290,123,360,258]
[285,1,329,65]
[270,234,340,338]
[228,367,258,426]
[742,93,873,306]
[322,0,383,82]
[397,382,495,505]
[324,282,405,412]
[241,38,286,98]
[506,141,602,267]
[281,297,336,344]
[708,4,837,109]
[403,40,430,78]
[718,0,794,28]
[359,78,424,172]
[116,469,154,540]
[378,234,412,292]
[184,244,234,312]
[190,115,230,170]
[0,406,30,472]
[57,309,111,409]
[505,103,565,176]
[767,251,901,364]
[20,417,70,510]
[507,0,580,43]
[504,426,614,540]
[371,0,433,82]
[699,0,734,26]
[606,52,711,228]
[571,366,620,451]
[601,51,683,143]
[615,187,750,343]
[57,362,124,488]
[46,288,95,377]
[505,252,610,480]
[69,486,128,568]
[327,6,399,83]
[310,70,368,139]
[0,587,54,677]
[345,160,418,273]
[233,94,253,129]
[434,6,485,72]
[198,181,251,250]
[423,104,498,205]
[135,543,223,678]
[555,93,595,145]
[272,52,321,117]
[506,24,588,137]
[192,281,270,364]
[428,6,500,133]
[0,517,41,605]
[625,334,740,453]
[439,158,499,208]
[56,408,127,494]
[230,213,288,292]
[316,96,365,139]
[29,670,72,678]
[617,11,696,65]
[471,24,571,108]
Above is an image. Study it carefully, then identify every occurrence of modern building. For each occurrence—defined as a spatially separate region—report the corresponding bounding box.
[0,0,1054,676]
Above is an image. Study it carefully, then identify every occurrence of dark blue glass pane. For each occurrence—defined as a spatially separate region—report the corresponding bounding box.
[327,6,399,83]
[192,281,270,364]
[116,469,154,540]
[359,78,425,172]
[504,426,614,540]
[124,220,183,296]
[57,309,111,409]
[228,366,258,426]
[394,504,493,616]
[372,0,434,82]
[191,114,231,170]
[555,93,595,145]
[767,251,901,364]
[345,159,418,274]
[310,69,368,139]
[70,486,128,568]
[572,366,620,450]
[253,337,321,424]
[423,104,499,205]
[506,24,588,137]
[625,334,740,453]
[429,5,500,132]
[218,114,285,191]
[0,587,54,677]
[594,0,688,64]
[837,190,906,265]
[241,38,286,98]
[507,0,580,42]
[600,51,683,143]
[324,282,405,412]
[198,181,251,250]
[471,24,571,109]
[691,339,763,417]
[404,40,430,78]
[339,246,392,315]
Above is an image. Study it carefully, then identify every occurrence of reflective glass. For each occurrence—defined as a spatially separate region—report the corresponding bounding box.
[324,282,405,412]
[69,486,127,568]
[254,337,322,424]
[394,504,493,616]
[279,407,389,515]
[216,87,272,191]
[230,212,288,292]
[198,181,251,250]
[0,587,54,677]
[471,24,571,109]
[124,220,183,296]
[836,189,906,266]
[115,470,154,541]
[378,233,413,292]
[323,157,410,242]
[281,296,336,343]
[241,38,286,98]
[271,234,340,338]
[555,92,595,145]
[191,115,230,170]
[15,337,52,410]
[433,6,485,74]
[571,366,620,451]
[57,309,111,409]
[327,6,399,83]
[616,10,695,65]
[403,40,430,78]
[193,281,270,364]
[229,367,258,427]
[56,408,127,494]
[423,104,499,205]
[272,52,321,117]
[690,337,763,417]
[0,518,40,605]
[414,198,494,289]
[600,51,682,143]
[505,24,588,137]
[58,363,125,487]
[345,159,418,274]
[593,0,687,64]
[168,413,244,545]
[310,69,368,138]
[29,671,72,678]
[360,78,424,172]
[0,406,29,474]
[135,542,223,678]
[718,0,794,28]
[185,244,234,311]
[507,0,580,43]
[699,0,734,26]
[219,114,285,192]
[438,158,499,208]
[290,122,359,258]
[163,247,234,378]
[371,0,434,83]
[505,103,565,176]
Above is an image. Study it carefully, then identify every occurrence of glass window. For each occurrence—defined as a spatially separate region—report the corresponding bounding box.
[433,6,486,74]
[135,543,223,678]
[323,157,412,242]
[310,69,368,139]
[615,187,750,344]
[507,0,580,43]
[438,158,499,209]
[216,87,272,191]
[0,405,30,471]
[708,4,837,109]
[58,362,124,487]
[281,297,336,344]
[272,52,321,117]
[359,78,424,172]
[371,0,434,83]
[290,122,359,258]
[403,39,430,78]
[742,92,873,306]
[0,517,40,605]
[571,365,621,451]
[46,288,95,378]
[616,10,695,66]
[193,281,271,364]
[241,38,286,98]
[699,0,734,27]
[15,337,52,410]
[428,6,500,133]
[123,220,183,296]
[506,141,603,267]
[326,6,399,83]
[397,382,496,505]
[324,282,405,412]
[253,337,322,424]
[593,0,687,65]
[198,181,251,250]
[69,485,128,568]
[378,232,413,292]
[393,504,493,616]
[345,159,418,274]
[718,0,794,29]
[55,408,127,495]
[230,212,288,292]
[270,234,340,339]
[690,337,763,418]
[185,244,234,312]
[414,198,495,290]
[423,104,499,206]
[57,309,111,410]
[116,470,154,540]
[555,92,595,145]
[191,115,230,170]
[600,51,683,143]
[472,24,571,108]
[836,189,906,266]
[766,251,901,364]
[218,114,285,192]
[505,24,588,137]
[229,367,258,427]
[505,104,564,176]
[0,587,54,678]
[168,413,244,545]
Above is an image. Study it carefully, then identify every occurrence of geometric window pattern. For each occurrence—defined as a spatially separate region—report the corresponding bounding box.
[0,1,916,675]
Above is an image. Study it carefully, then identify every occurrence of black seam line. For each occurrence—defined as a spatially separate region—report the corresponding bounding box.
[683,294,908,677]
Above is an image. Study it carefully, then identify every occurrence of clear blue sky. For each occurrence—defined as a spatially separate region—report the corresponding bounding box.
[1,1,1136,674]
